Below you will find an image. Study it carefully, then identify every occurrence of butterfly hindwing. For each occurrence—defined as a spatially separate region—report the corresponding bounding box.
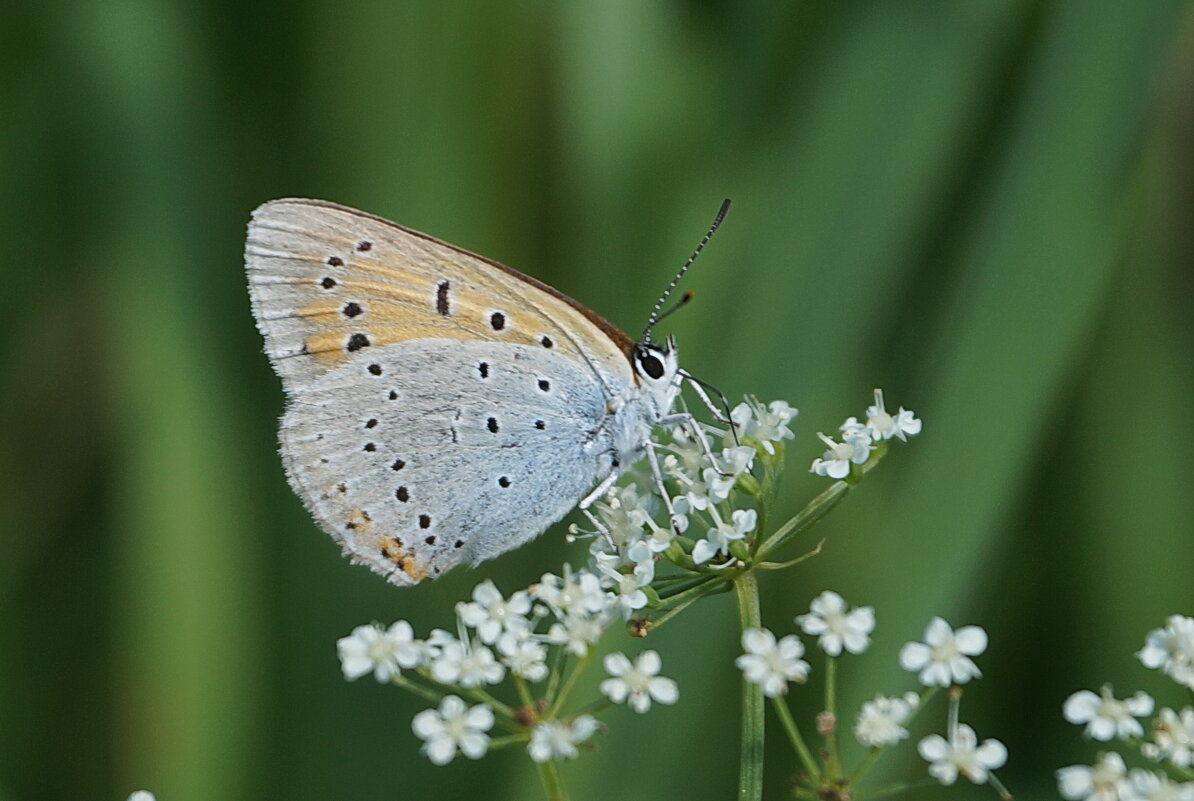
[280,339,616,584]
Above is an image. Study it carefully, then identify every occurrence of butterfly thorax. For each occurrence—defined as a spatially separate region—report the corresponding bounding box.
[607,339,682,466]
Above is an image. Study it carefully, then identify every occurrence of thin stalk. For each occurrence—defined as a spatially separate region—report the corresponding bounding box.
[389,673,446,705]
[854,778,937,800]
[656,573,720,603]
[824,657,840,778]
[486,733,530,751]
[535,759,569,801]
[512,674,535,710]
[547,651,591,719]
[771,695,821,780]
[734,570,764,801]
[847,748,883,785]
[756,450,884,560]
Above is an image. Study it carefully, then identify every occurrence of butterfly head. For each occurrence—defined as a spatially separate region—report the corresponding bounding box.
[632,336,682,418]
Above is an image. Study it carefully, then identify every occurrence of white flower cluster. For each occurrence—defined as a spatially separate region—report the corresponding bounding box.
[733,592,1005,787]
[581,398,790,576]
[1058,615,1194,800]
[810,389,920,478]
[337,570,679,766]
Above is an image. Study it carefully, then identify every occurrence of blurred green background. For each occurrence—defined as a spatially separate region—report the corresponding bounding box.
[3,1,1193,799]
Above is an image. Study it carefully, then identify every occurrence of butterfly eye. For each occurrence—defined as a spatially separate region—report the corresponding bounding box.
[636,349,666,381]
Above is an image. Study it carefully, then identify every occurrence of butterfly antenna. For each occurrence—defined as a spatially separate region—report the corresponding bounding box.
[654,289,695,326]
[642,198,731,343]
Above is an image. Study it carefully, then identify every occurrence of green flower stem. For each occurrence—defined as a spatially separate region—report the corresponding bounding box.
[824,657,841,779]
[756,450,885,561]
[655,573,718,600]
[570,697,616,717]
[548,651,591,719]
[535,759,570,801]
[486,733,530,751]
[512,673,536,710]
[988,772,1013,801]
[755,540,823,571]
[389,672,446,705]
[544,647,566,704]
[854,777,937,800]
[648,582,730,633]
[847,747,883,786]
[462,686,517,722]
[771,695,821,780]
[734,569,765,801]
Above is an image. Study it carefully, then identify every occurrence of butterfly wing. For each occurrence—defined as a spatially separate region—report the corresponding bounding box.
[245,198,633,391]
[280,339,619,583]
[245,199,636,584]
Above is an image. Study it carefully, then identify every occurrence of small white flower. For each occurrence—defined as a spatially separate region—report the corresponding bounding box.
[496,632,548,682]
[456,580,532,645]
[809,430,872,479]
[127,793,156,801]
[531,566,608,618]
[730,398,797,454]
[900,617,987,686]
[429,639,504,687]
[594,542,655,618]
[693,508,757,565]
[592,483,651,548]
[854,692,920,748]
[600,650,678,713]
[735,627,809,697]
[1127,769,1194,801]
[795,591,875,656]
[1063,685,1154,741]
[1057,752,1131,801]
[337,621,421,681]
[1139,615,1194,690]
[673,465,733,512]
[411,695,493,765]
[864,389,922,441]
[1142,707,1194,768]
[753,400,798,451]
[546,611,610,657]
[721,445,756,477]
[663,426,709,481]
[918,724,1006,785]
[527,716,600,763]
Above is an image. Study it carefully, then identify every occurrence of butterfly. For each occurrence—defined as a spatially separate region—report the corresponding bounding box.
[245,198,729,585]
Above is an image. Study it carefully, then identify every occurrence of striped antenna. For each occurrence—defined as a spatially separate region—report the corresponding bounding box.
[642,198,731,343]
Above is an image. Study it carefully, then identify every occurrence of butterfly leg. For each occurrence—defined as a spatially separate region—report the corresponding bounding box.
[642,435,686,536]
[683,375,741,447]
[578,468,621,549]
[683,375,733,425]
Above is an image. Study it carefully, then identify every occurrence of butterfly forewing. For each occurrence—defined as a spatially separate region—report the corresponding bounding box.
[245,199,632,390]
